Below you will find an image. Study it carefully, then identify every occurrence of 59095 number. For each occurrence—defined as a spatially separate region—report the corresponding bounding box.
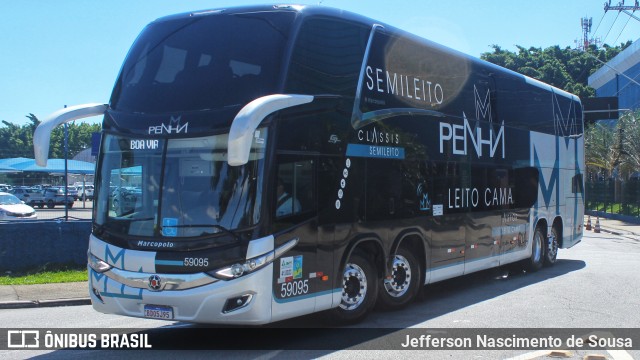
[184,257,208,267]
[280,280,309,298]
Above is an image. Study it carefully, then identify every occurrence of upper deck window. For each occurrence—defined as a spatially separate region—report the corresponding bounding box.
[111,11,295,114]
[285,17,369,97]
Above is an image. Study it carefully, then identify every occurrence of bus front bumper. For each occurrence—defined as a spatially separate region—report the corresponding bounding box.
[88,263,275,325]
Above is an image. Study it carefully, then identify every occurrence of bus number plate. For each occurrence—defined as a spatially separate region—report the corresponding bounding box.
[143,305,174,320]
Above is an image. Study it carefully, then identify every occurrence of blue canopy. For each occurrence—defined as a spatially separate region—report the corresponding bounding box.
[0,164,18,173]
[0,158,95,175]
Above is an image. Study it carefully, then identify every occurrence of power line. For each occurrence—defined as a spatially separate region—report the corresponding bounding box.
[602,11,621,44]
[613,15,633,45]
[592,12,607,37]
[586,51,640,88]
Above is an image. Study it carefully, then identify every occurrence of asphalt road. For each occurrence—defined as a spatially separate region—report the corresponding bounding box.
[1,230,638,359]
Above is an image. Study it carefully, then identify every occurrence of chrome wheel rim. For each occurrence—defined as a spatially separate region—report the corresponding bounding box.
[339,262,367,310]
[383,254,412,298]
[548,232,558,260]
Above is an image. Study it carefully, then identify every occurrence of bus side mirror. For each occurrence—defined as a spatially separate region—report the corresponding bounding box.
[34,103,108,166]
[227,94,313,166]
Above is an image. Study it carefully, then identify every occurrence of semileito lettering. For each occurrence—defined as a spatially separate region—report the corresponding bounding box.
[365,66,444,106]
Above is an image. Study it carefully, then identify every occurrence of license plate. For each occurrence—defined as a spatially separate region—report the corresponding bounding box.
[143,305,174,320]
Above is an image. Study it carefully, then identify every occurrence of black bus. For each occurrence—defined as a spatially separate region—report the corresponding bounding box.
[34,5,584,324]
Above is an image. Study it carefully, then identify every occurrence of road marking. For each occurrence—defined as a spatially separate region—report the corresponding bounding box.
[608,349,635,360]
[505,349,634,360]
[503,350,555,360]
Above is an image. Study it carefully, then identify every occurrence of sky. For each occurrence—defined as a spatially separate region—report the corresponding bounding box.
[2,0,640,126]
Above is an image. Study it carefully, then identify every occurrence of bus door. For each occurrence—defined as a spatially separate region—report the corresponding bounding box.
[464,167,502,273]
[465,213,500,274]
[429,162,465,282]
[271,155,323,319]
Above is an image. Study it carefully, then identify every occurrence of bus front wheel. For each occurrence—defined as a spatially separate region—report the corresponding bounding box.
[332,251,378,323]
[377,246,421,310]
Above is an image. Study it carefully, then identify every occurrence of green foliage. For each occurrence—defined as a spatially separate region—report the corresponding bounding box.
[584,109,640,188]
[0,270,87,285]
[0,114,100,159]
[0,262,87,285]
[481,42,631,98]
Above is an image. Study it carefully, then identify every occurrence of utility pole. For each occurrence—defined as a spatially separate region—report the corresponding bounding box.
[604,0,640,12]
[605,1,640,23]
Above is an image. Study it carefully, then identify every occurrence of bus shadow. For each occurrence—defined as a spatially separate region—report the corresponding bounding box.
[305,258,587,328]
[34,259,585,357]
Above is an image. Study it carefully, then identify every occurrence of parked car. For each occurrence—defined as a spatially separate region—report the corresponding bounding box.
[10,187,37,202]
[78,184,94,201]
[0,192,37,220]
[110,186,141,215]
[27,187,75,209]
[66,186,79,200]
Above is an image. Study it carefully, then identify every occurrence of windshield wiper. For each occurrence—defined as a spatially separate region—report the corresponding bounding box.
[163,224,239,241]
[113,216,154,222]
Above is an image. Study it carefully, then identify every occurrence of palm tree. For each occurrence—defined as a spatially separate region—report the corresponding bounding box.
[585,121,617,181]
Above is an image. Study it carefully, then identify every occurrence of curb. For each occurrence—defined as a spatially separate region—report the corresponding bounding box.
[600,228,624,236]
[595,225,638,237]
[0,298,91,310]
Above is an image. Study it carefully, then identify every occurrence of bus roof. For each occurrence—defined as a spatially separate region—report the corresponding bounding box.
[151,4,579,104]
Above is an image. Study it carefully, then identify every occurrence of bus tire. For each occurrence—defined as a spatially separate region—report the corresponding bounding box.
[377,246,421,310]
[332,251,378,323]
[544,226,559,266]
[525,227,544,272]
[47,200,55,209]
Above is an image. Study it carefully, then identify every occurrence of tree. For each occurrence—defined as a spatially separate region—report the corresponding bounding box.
[0,115,100,159]
[617,111,640,175]
[481,42,631,99]
[585,121,618,180]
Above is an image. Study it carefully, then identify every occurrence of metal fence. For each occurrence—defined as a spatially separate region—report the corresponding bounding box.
[1,167,94,221]
[585,179,640,217]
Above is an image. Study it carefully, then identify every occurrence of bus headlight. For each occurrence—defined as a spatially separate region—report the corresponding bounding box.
[209,237,298,280]
[88,252,112,273]
[211,251,273,280]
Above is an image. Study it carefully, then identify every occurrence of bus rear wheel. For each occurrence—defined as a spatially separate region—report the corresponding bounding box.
[332,251,378,323]
[525,227,545,272]
[544,226,559,266]
[378,246,421,310]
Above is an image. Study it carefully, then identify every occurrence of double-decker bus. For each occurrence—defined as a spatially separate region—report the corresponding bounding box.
[34,5,584,324]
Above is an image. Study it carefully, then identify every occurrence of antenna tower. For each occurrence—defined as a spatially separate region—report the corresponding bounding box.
[576,17,600,51]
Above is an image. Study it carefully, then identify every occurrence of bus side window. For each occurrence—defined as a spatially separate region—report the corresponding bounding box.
[275,158,316,220]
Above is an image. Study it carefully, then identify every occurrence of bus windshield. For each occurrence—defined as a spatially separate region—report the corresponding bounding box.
[110,11,294,113]
[94,129,267,240]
